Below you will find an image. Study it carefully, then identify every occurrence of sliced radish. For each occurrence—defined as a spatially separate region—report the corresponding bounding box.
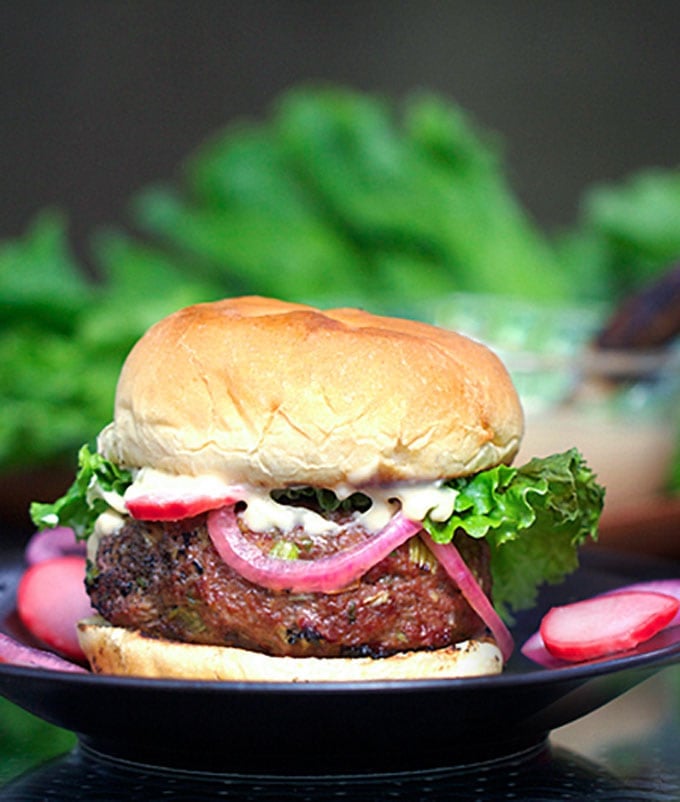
[123,474,246,521]
[207,506,423,593]
[523,579,680,667]
[604,580,680,628]
[0,631,88,673]
[423,535,515,663]
[125,492,244,521]
[17,556,95,662]
[540,590,679,663]
[25,526,85,565]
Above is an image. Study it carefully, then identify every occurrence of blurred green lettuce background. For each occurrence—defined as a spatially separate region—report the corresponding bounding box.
[2,85,679,479]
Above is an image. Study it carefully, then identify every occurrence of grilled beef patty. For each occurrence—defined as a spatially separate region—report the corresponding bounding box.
[87,510,492,658]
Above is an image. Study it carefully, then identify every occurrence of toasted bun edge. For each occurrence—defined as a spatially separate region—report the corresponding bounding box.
[77,616,503,682]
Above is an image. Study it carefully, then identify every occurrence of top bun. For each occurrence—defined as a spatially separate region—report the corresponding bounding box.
[98,296,523,488]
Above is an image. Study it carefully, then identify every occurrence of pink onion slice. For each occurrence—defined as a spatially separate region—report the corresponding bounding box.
[521,629,566,668]
[25,527,85,565]
[422,534,515,663]
[207,506,423,593]
[0,632,88,673]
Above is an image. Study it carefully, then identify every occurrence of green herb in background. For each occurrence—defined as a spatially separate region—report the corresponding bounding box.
[275,88,573,301]
[0,697,75,784]
[1,85,680,477]
[84,228,222,354]
[0,217,222,473]
[132,123,364,303]
[134,87,575,307]
[0,212,100,470]
[0,210,92,331]
[555,167,680,301]
[579,168,680,296]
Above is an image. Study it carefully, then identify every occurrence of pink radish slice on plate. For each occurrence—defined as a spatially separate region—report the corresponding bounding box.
[16,555,95,662]
[603,579,680,628]
[522,580,680,667]
[540,590,678,662]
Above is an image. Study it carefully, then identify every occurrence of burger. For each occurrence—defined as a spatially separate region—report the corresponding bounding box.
[31,296,604,681]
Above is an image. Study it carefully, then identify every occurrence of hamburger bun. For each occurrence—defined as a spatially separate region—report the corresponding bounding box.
[79,297,525,682]
[98,296,523,488]
[77,616,503,682]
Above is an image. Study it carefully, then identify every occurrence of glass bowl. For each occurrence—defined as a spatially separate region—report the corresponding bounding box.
[428,294,680,516]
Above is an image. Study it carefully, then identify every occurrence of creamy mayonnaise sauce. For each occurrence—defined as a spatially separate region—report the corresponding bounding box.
[88,509,126,561]
[194,480,455,536]
[92,469,459,541]
[239,491,341,536]
[358,482,458,531]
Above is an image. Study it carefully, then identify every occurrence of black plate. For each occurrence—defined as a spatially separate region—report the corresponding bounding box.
[1,547,679,774]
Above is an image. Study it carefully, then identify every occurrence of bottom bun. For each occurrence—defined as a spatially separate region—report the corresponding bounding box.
[77,616,503,682]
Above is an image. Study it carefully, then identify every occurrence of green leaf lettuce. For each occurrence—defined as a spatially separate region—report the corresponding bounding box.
[423,448,604,619]
[30,445,132,539]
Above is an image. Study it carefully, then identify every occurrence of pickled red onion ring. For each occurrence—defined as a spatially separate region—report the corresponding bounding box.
[207,506,423,593]
[422,534,514,662]
[0,632,88,673]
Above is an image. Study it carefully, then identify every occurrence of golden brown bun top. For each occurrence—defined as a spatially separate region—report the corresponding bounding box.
[98,296,523,487]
